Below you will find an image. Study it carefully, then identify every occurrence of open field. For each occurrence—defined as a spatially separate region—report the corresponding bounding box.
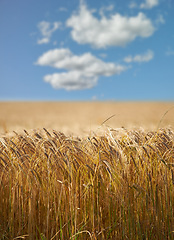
[0,102,174,136]
[0,102,174,239]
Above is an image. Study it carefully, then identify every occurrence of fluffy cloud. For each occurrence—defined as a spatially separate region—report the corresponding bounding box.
[36,48,126,90]
[124,50,154,63]
[129,0,159,9]
[99,4,114,17]
[156,14,165,25]
[140,0,159,9]
[44,72,98,91]
[166,49,174,56]
[58,7,68,12]
[129,2,138,9]
[66,1,155,48]
[37,21,61,44]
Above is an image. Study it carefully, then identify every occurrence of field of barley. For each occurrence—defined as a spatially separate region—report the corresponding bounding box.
[0,102,174,239]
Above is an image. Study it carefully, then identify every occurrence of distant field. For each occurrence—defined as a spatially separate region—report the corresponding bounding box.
[0,102,174,136]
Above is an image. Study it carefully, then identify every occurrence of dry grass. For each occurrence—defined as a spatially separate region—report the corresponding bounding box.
[0,126,174,239]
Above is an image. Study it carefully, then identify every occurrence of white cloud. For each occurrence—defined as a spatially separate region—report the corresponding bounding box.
[99,53,107,58]
[166,49,174,56]
[92,95,97,101]
[129,2,138,9]
[124,50,154,63]
[37,21,61,45]
[130,0,159,9]
[35,48,127,90]
[156,14,165,24]
[58,7,68,12]
[44,72,98,90]
[99,4,114,17]
[140,0,159,9]
[66,1,155,48]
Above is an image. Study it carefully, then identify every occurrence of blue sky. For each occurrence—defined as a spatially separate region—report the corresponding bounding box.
[0,0,174,101]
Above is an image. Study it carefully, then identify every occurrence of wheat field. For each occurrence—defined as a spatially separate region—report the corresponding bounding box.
[0,102,174,239]
[1,102,174,136]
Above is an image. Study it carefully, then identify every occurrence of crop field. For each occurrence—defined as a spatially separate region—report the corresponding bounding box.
[0,102,174,239]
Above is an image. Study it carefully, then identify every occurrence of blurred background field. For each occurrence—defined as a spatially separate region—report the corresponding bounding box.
[0,102,174,136]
